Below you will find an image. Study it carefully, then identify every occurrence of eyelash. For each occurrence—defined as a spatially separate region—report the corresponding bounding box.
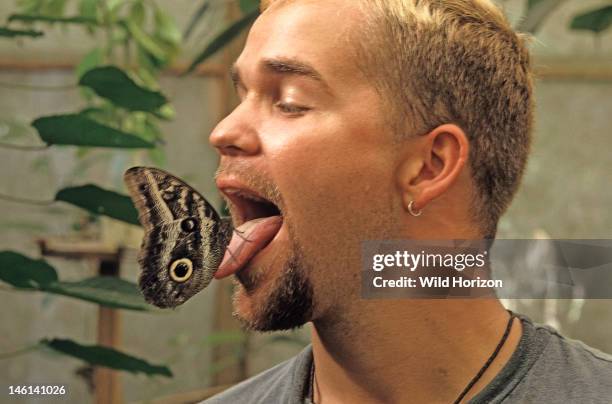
[275,101,310,116]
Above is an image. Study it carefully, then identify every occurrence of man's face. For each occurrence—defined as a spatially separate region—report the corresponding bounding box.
[210,0,401,330]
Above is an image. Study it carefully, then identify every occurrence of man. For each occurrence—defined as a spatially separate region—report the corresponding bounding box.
[205,0,612,403]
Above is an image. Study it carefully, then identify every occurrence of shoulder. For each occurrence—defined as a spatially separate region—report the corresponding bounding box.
[202,345,313,404]
[533,322,612,381]
[511,319,612,402]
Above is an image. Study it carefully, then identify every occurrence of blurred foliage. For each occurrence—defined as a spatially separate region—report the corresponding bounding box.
[0,251,149,310]
[186,6,259,74]
[41,338,172,377]
[55,184,140,225]
[570,5,612,34]
[0,0,181,381]
[0,0,267,389]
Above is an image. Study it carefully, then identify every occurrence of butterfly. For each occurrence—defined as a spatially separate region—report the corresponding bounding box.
[123,166,233,308]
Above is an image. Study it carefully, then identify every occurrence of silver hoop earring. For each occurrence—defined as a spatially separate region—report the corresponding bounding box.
[408,200,422,217]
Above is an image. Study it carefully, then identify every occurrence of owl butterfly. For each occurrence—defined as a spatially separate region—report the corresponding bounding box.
[124,166,233,308]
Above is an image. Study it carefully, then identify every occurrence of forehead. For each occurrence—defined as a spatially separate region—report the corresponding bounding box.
[235,0,365,88]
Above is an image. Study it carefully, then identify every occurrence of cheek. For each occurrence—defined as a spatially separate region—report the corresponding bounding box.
[267,119,395,247]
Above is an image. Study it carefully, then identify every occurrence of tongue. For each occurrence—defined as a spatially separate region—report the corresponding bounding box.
[214,216,283,279]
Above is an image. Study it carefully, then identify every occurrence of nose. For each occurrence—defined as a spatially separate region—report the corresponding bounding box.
[209,104,261,156]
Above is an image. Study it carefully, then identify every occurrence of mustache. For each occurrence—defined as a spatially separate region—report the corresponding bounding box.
[215,161,284,210]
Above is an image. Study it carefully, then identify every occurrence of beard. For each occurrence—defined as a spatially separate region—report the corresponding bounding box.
[232,232,315,332]
[216,161,315,332]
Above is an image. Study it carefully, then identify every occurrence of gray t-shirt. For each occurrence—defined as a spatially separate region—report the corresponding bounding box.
[204,316,612,403]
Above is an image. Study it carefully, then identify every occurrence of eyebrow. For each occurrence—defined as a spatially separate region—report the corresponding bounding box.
[230,57,331,92]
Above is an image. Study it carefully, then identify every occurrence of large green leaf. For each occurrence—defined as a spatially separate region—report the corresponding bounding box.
[41,338,172,377]
[0,252,149,311]
[47,277,149,311]
[570,6,612,34]
[0,26,44,38]
[55,184,140,225]
[185,9,259,74]
[32,114,155,148]
[8,14,98,25]
[0,251,58,289]
[79,66,167,112]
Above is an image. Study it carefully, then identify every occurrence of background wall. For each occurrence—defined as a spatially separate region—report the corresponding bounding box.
[0,0,611,403]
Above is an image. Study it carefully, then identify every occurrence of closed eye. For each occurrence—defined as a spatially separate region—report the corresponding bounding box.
[275,101,310,116]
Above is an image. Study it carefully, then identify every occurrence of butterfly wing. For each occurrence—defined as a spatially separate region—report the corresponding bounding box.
[124,166,232,308]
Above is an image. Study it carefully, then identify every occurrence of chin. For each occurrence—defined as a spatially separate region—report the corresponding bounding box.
[231,249,316,332]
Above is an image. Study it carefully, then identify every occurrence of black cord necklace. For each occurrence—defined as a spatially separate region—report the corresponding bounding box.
[307,311,516,404]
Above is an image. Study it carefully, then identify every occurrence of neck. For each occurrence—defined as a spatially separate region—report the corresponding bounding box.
[310,299,522,404]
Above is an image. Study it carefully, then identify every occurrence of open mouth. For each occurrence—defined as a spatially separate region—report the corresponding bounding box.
[214,185,285,279]
[222,188,282,226]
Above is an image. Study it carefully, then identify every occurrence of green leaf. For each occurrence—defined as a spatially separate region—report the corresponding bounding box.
[0,251,58,289]
[75,48,103,79]
[239,0,259,13]
[47,277,150,311]
[123,19,167,62]
[154,7,181,46]
[570,6,612,34]
[55,184,140,225]
[41,338,172,377]
[8,14,98,25]
[185,9,259,74]
[128,1,146,27]
[79,66,167,112]
[152,104,175,121]
[32,114,155,148]
[0,26,44,38]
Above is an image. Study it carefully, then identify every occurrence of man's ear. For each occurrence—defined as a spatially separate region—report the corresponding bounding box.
[396,124,469,212]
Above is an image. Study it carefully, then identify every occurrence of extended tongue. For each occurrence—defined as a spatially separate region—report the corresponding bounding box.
[214,216,283,279]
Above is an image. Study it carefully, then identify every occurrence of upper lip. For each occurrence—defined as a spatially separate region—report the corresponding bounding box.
[216,176,281,227]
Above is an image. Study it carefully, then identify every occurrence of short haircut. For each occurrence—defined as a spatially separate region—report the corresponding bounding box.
[260,0,534,238]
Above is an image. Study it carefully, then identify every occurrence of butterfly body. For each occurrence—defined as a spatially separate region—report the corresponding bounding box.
[124,167,232,308]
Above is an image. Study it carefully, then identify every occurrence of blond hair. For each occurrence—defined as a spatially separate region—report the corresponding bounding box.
[261,0,534,237]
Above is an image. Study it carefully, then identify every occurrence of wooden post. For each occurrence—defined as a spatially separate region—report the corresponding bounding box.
[94,256,123,404]
[39,239,124,404]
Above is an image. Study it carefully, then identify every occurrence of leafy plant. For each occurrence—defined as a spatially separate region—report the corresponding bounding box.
[0,0,182,386]
[0,0,269,394]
